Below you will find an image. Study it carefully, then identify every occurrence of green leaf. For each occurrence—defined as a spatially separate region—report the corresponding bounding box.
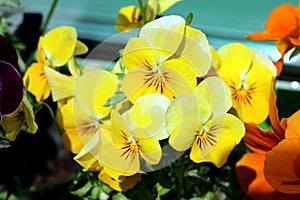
[103,91,126,107]
[185,12,194,26]
[119,57,125,74]
[71,181,92,197]
[155,183,171,198]
[0,136,10,149]
[0,0,21,7]
[112,192,129,200]
[90,186,101,199]
[289,46,300,60]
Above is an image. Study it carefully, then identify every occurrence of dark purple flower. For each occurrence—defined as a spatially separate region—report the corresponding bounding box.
[0,61,24,122]
[0,34,19,70]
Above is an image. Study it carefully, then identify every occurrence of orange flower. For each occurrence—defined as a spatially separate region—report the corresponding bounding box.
[236,83,300,198]
[246,3,299,77]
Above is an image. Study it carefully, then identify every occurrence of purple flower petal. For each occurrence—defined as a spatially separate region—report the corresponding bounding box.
[0,34,19,70]
[0,61,24,119]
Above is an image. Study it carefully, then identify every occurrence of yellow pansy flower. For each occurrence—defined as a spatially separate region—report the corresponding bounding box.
[121,15,211,102]
[24,26,88,102]
[115,0,181,32]
[166,77,245,167]
[2,97,38,141]
[216,43,276,124]
[57,70,118,154]
[100,108,162,180]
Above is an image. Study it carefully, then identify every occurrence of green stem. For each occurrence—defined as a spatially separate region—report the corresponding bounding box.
[21,178,74,194]
[138,0,147,25]
[38,102,64,136]
[41,0,59,34]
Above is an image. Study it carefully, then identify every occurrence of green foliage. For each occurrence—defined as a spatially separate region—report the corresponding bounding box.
[0,136,10,149]
[185,12,194,26]
[0,0,20,7]
[103,91,127,107]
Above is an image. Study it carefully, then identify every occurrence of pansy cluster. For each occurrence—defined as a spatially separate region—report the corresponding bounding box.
[0,1,294,198]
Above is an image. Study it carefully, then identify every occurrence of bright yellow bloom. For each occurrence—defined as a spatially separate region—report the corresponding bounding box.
[115,0,181,32]
[24,26,88,102]
[121,15,211,102]
[57,70,118,154]
[166,77,245,167]
[2,97,38,141]
[100,108,162,180]
[216,43,276,124]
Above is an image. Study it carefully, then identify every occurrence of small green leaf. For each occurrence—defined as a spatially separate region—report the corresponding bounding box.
[112,192,129,200]
[71,181,92,197]
[119,57,125,74]
[289,46,300,60]
[0,136,11,149]
[90,186,101,199]
[103,91,126,107]
[156,183,171,197]
[0,0,21,7]
[185,12,194,26]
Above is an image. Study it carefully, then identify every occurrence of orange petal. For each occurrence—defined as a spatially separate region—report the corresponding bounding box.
[265,139,300,194]
[285,109,300,138]
[236,153,276,200]
[246,3,298,40]
[269,80,285,139]
[276,25,300,56]
[244,123,280,154]
[274,58,283,77]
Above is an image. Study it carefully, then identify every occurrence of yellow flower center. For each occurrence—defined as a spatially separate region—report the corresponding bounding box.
[143,64,170,94]
[120,136,139,161]
[230,81,254,105]
[195,126,216,150]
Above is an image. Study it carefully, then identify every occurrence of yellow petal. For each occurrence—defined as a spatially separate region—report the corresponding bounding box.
[133,127,162,164]
[43,66,75,102]
[194,77,232,117]
[157,0,181,14]
[74,40,88,56]
[167,26,211,77]
[210,45,221,69]
[3,97,38,142]
[74,70,117,119]
[110,110,131,143]
[191,114,245,167]
[167,94,208,151]
[121,64,194,103]
[98,170,141,192]
[122,37,157,71]
[42,26,77,67]
[36,36,48,65]
[74,130,103,172]
[23,62,50,102]
[57,103,97,154]
[126,94,170,139]
[139,15,185,63]
[115,5,142,32]
[144,0,158,21]
[217,43,252,84]
[68,56,81,78]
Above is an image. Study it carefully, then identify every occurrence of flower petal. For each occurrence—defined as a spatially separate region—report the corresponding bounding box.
[265,139,300,194]
[0,61,23,116]
[23,62,50,102]
[122,37,157,71]
[285,109,300,138]
[167,94,206,151]
[0,35,18,69]
[166,25,211,77]
[42,26,77,67]
[139,15,185,63]
[125,94,170,139]
[191,114,245,167]
[246,3,298,40]
[115,5,142,32]
[236,153,276,200]
[74,70,117,119]
[194,77,232,118]
[44,66,75,102]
